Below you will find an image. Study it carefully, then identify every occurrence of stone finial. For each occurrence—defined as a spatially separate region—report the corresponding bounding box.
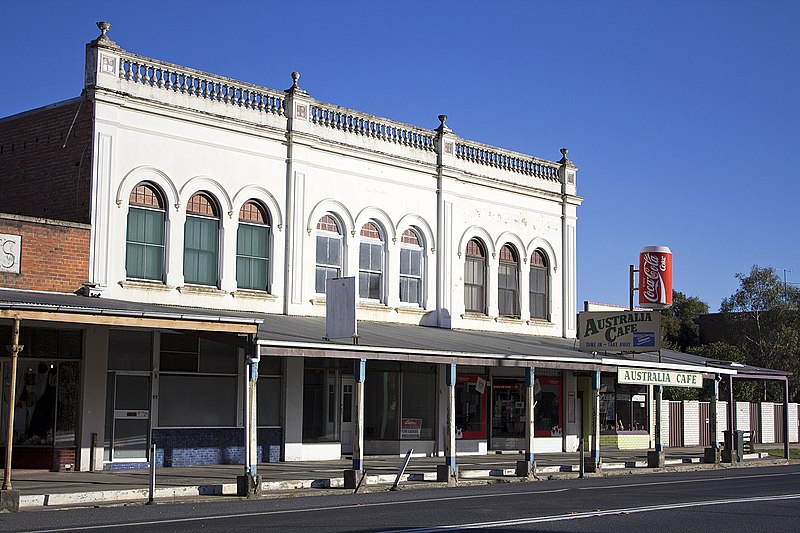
[92,21,119,48]
[286,71,307,95]
[436,114,452,134]
[559,147,572,165]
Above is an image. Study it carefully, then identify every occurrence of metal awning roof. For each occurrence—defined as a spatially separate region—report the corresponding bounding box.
[0,289,787,378]
[0,288,261,334]
[255,314,785,377]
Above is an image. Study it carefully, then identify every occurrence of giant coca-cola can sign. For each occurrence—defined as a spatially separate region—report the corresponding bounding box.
[639,246,672,309]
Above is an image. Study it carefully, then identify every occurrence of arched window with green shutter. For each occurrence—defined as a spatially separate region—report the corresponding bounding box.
[126,182,166,281]
[236,201,271,291]
[184,192,220,286]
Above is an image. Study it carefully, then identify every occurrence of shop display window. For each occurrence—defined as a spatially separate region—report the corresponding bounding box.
[257,357,283,427]
[401,370,435,440]
[157,332,238,428]
[491,376,563,439]
[365,368,400,440]
[492,380,525,438]
[1,327,83,448]
[600,375,649,433]
[303,368,341,441]
[534,377,562,437]
[456,375,487,439]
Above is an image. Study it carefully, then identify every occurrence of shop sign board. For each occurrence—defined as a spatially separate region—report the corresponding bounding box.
[0,234,21,274]
[325,277,356,340]
[400,418,422,440]
[578,311,660,352]
[617,367,703,388]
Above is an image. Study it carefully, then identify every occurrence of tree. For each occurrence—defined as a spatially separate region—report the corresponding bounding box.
[661,290,709,351]
[719,265,800,402]
[659,291,709,400]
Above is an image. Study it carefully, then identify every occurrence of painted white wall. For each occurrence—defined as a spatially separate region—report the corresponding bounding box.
[78,326,109,471]
[718,401,728,442]
[86,42,580,339]
[682,401,700,446]
[760,402,775,444]
[735,402,750,432]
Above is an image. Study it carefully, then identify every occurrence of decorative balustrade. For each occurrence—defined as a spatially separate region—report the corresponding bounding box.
[113,54,561,182]
[454,142,560,181]
[117,53,285,117]
[310,104,436,152]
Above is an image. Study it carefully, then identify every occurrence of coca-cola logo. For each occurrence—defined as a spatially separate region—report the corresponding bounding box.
[641,253,667,303]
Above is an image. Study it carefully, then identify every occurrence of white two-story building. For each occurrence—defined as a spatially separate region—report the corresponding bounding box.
[3,23,771,475]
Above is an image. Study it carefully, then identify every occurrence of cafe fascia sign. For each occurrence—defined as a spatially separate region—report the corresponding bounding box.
[618,367,703,388]
[578,310,661,353]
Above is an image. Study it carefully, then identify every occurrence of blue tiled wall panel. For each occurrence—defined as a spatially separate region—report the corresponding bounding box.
[104,427,282,469]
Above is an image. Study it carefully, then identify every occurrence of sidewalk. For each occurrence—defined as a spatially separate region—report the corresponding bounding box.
[0,446,780,509]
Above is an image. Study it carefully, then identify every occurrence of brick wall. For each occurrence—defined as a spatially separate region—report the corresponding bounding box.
[0,98,93,224]
[0,214,90,293]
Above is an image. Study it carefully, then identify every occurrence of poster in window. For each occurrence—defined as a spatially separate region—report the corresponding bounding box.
[400,418,422,440]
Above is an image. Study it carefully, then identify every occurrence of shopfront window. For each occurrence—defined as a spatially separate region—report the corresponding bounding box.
[534,377,562,437]
[600,376,648,432]
[257,356,283,427]
[365,366,400,440]
[400,367,436,440]
[492,379,526,438]
[491,376,563,439]
[303,368,340,441]
[456,375,487,439]
[1,327,82,448]
[157,332,238,427]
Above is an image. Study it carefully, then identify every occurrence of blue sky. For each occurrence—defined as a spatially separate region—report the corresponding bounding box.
[2,1,798,311]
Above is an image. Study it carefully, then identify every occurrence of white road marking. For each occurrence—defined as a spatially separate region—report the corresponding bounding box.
[384,493,800,532]
[20,469,800,532]
[578,469,800,491]
[20,489,571,532]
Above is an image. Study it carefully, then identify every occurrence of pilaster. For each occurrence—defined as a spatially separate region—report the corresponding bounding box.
[283,73,314,314]
[558,149,579,338]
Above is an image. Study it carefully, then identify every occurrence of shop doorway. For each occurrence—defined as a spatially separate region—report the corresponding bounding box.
[340,377,354,454]
[105,372,151,462]
[490,379,526,449]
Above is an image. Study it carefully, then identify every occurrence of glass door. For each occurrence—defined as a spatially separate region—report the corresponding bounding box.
[340,378,354,453]
[106,372,151,461]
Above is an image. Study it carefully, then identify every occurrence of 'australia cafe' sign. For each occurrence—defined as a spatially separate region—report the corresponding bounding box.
[578,310,661,353]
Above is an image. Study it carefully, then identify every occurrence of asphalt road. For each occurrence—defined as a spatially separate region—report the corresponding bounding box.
[3,464,800,532]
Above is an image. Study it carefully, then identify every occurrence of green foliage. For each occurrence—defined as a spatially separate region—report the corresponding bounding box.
[721,265,800,313]
[661,291,708,351]
[716,265,800,402]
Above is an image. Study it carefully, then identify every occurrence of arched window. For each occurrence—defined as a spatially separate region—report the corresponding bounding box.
[530,250,549,320]
[315,214,342,295]
[359,222,385,301]
[126,182,166,281]
[498,244,520,317]
[399,228,423,305]
[236,201,270,291]
[464,239,486,314]
[184,192,219,286]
